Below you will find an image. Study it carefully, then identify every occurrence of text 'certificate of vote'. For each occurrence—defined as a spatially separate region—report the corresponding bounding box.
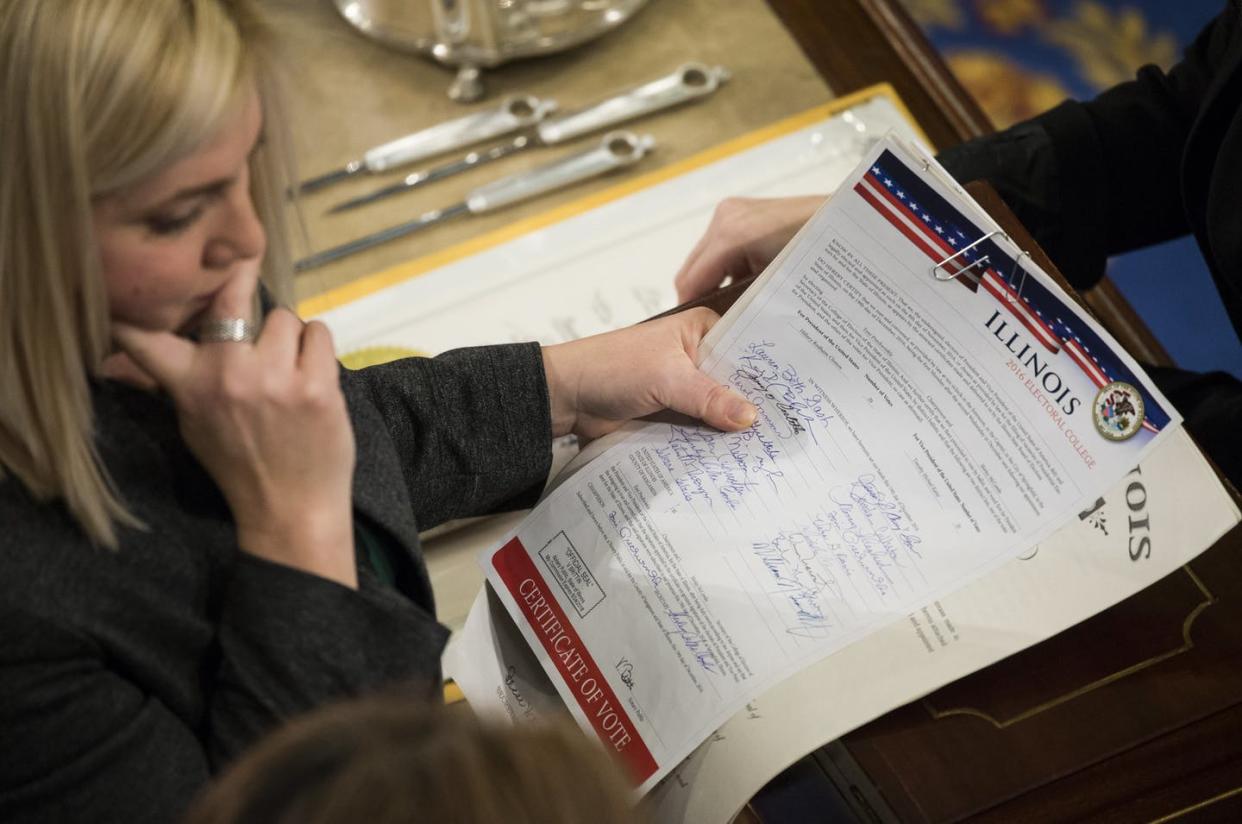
[479,135,1178,790]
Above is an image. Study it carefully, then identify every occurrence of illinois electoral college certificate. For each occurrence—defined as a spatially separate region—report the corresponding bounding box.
[476,134,1179,791]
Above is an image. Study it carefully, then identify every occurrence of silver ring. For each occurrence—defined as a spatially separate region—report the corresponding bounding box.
[198,317,259,344]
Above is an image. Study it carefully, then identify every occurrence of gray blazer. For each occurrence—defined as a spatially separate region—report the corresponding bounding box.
[0,344,552,822]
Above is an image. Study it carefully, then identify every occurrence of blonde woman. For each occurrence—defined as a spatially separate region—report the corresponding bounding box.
[0,1,756,820]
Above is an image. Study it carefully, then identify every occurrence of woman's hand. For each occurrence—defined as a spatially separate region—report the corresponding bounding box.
[112,263,358,589]
[542,307,757,441]
[674,195,826,303]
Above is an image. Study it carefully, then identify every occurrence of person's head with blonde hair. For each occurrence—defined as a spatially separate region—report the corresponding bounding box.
[184,697,643,824]
[0,0,295,547]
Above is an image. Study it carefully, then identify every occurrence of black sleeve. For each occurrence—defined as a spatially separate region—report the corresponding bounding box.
[0,609,207,824]
[0,556,447,823]
[205,553,449,765]
[347,342,554,531]
[936,1,1237,290]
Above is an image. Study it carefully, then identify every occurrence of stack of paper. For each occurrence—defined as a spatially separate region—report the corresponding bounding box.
[444,134,1240,821]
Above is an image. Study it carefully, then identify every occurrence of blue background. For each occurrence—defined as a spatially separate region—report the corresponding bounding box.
[907,0,1241,378]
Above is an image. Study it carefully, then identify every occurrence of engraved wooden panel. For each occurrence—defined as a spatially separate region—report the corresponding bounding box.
[841,530,1242,822]
[921,566,1215,729]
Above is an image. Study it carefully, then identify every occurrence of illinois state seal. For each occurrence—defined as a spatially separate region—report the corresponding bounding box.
[1093,381,1145,441]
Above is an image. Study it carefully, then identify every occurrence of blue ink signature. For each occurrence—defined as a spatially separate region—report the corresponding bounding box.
[666,610,719,673]
[751,475,925,628]
[751,535,838,639]
[732,341,835,442]
[606,510,663,589]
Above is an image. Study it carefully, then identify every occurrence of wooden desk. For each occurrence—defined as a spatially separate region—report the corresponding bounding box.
[274,0,835,303]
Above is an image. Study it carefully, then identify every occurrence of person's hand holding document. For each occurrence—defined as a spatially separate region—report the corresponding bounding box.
[448,133,1187,793]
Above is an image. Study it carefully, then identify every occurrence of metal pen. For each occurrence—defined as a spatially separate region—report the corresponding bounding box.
[327,62,729,213]
[295,131,655,272]
[296,95,557,194]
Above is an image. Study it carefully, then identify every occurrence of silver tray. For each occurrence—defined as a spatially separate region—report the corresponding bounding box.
[333,0,651,101]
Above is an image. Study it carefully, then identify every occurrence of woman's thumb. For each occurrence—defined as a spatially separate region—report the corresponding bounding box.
[666,366,757,432]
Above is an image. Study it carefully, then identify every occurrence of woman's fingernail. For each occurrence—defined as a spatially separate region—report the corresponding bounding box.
[727,397,757,427]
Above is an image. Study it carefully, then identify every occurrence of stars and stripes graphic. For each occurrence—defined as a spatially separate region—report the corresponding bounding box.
[853,149,1170,433]
[853,168,984,290]
[854,162,1061,352]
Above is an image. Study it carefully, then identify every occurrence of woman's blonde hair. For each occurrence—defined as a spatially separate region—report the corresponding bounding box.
[0,0,296,547]
[185,696,643,824]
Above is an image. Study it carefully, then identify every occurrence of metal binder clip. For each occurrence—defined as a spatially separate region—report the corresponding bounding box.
[932,230,1035,305]
[931,229,1005,282]
[1004,248,1032,305]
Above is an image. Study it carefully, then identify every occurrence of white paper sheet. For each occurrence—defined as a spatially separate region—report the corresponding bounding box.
[445,426,1237,821]
[466,135,1182,791]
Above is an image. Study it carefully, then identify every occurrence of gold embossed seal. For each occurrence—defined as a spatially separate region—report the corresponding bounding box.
[1093,381,1145,441]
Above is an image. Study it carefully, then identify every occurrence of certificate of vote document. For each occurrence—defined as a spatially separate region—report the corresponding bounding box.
[475,134,1179,790]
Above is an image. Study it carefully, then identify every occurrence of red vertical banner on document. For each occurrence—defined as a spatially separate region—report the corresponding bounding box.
[492,537,658,784]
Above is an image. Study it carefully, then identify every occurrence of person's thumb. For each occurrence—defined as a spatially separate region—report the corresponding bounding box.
[664,366,757,432]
